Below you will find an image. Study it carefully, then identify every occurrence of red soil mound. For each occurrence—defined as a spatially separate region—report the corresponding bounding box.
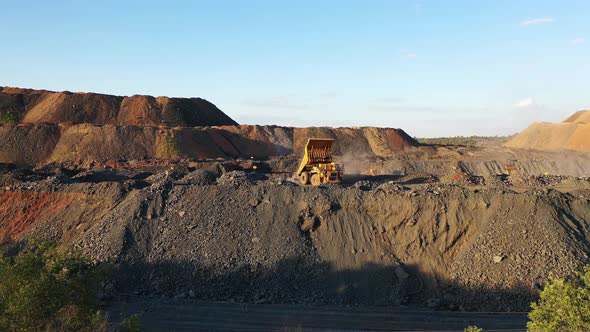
[23,91,123,124]
[118,95,163,126]
[0,86,418,167]
[0,191,81,245]
[0,123,418,167]
[0,87,238,127]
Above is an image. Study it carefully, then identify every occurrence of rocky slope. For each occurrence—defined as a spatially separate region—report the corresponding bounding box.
[1,169,590,311]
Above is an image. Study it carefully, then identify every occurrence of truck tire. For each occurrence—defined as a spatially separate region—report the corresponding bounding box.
[310,173,321,186]
[299,172,310,185]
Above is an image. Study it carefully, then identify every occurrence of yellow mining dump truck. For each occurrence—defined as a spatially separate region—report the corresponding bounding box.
[296,138,344,185]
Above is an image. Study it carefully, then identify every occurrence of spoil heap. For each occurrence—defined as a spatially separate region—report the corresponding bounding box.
[0,124,418,167]
[0,87,238,126]
[505,110,590,152]
[0,87,418,167]
[1,171,589,311]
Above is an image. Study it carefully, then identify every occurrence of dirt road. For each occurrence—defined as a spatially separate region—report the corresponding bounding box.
[109,299,527,331]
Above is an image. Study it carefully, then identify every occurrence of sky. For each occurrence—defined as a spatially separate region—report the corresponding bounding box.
[1,0,589,137]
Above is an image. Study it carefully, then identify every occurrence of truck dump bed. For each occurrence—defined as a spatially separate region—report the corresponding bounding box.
[296,138,334,175]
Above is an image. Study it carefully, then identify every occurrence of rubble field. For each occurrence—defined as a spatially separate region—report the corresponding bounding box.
[2,165,590,312]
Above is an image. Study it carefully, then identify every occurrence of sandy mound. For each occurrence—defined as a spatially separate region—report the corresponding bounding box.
[505,111,590,152]
[563,110,590,123]
[566,123,590,151]
[0,87,237,127]
[505,122,579,151]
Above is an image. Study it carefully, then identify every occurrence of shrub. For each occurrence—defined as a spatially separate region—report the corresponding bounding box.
[160,136,180,155]
[0,239,110,331]
[528,265,590,331]
[0,111,16,125]
[464,326,483,332]
[119,313,142,332]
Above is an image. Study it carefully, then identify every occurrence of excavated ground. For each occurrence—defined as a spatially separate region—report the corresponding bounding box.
[4,87,590,317]
[2,166,590,312]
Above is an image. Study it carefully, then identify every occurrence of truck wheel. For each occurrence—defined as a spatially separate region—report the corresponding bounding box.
[299,172,310,185]
[311,173,321,186]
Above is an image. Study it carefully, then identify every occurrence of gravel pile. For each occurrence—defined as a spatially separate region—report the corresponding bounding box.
[353,180,376,191]
[146,170,184,183]
[176,170,217,185]
[2,172,589,311]
[217,171,267,186]
[513,174,590,187]
[376,181,407,193]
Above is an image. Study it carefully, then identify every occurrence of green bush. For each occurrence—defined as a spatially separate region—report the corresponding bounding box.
[160,136,180,155]
[0,111,17,125]
[0,239,110,331]
[464,326,483,332]
[119,313,142,332]
[528,265,590,331]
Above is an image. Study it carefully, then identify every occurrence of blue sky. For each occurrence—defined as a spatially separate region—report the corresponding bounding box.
[1,0,588,137]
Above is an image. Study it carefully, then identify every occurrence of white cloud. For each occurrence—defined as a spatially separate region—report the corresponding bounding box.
[406,53,417,59]
[520,17,555,27]
[514,97,535,108]
[572,37,585,44]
